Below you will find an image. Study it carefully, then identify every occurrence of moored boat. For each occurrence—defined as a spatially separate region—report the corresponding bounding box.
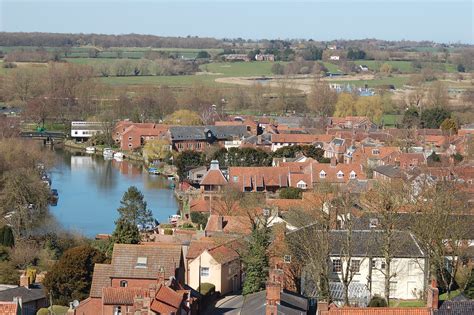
[85,146,96,153]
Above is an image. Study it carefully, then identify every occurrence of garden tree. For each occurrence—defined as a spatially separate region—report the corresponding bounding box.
[406,85,426,110]
[164,110,203,126]
[190,212,209,230]
[270,80,293,113]
[306,81,338,117]
[427,152,441,165]
[175,150,204,179]
[43,245,106,305]
[111,217,140,246]
[402,107,420,128]
[420,107,451,129]
[363,180,409,305]
[212,185,244,216]
[272,145,327,163]
[0,225,14,247]
[412,181,470,299]
[286,184,336,300]
[279,187,302,199]
[117,186,153,228]
[23,97,52,128]
[334,93,357,118]
[242,217,271,295]
[465,270,474,299]
[143,139,172,162]
[354,96,384,124]
[440,118,458,134]
[427,81,449,108]
[95,109,115,147]
[178,83,222,112]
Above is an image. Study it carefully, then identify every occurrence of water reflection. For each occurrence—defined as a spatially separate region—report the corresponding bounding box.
[49,149,179,237]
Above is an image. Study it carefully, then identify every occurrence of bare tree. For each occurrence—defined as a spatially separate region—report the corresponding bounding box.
[306,80,337,117]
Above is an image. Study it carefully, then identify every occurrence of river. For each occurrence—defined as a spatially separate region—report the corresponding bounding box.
[48,148,179,237]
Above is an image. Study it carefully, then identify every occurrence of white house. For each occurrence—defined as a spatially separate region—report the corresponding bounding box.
[70,121,104,141]
[328,230,426,301]
[329,55,340,61]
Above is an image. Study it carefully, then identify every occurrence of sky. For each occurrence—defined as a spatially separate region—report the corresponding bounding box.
[1,0,473,44]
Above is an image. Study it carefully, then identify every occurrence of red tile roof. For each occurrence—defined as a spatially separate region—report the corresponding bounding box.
[150,284,184,314]
[271,133,333,144]
[102,287,148,305]
[0,302,18,315]
[207,244,240,264]
[205,215,252,235]
[200,169,228,186]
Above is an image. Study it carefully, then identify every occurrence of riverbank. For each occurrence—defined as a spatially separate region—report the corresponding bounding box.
[63,140,144,162]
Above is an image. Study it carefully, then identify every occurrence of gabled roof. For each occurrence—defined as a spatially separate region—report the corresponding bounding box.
[90,264,113,298]
[205,215,252,235]
[150,284,185,314]
[0,284,46,303]
[207,245,240,264]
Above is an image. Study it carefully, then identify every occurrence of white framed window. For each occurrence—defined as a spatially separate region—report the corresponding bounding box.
[408,261,417,276]
[351,260,361,273]
[319,170,326,179]
[332,259,342,272]
[389,281,397,297]
[200,267,210,277]
[350,171,357,179]
[337,171,344,179]
[297,182,307,189]
[114,306,122,315]
[371,259,377,269]
[233,176,239,182]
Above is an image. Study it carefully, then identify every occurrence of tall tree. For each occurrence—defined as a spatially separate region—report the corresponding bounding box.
[307,81,338,117]
[117,186,153,227]
[334,93,357,118]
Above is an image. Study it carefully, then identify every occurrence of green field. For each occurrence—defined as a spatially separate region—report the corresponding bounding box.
[101,74,222,87]
[202,61,279,77]
[355,60,414,73]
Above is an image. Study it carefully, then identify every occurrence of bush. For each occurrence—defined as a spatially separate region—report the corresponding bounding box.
[464,269,474,299]
[198,283,216,296]
[368,295,387,307]
[164,229,173,235]
[160,223,174,229]
[180,223,195,229]
[2,62,17,68]
[0,225,15,247]
[37,305,69,315]
[279,187,303,199]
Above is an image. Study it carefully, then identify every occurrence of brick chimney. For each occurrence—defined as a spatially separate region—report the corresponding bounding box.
[217,215,224,231]
[19,273,30,288]
[265,282,281,315]
[426,279,439,310]
[157,266,165,284]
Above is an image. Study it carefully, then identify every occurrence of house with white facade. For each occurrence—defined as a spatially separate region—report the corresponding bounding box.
[70,121,104,142]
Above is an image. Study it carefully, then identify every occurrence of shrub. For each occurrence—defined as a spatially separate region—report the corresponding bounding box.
[164,229,173,235]
[180,223,194,229]
[160,223,174,229]
[2,62,17,68]
[190,212,209,229]
[198,283,216,296]
[279,187,303,199]
[368,295,387,307]
[464,269,474,299]
[37,305,69,315]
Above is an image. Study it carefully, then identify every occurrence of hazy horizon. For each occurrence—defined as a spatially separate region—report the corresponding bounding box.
[1,0,473,44]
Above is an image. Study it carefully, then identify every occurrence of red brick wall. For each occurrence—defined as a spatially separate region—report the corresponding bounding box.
[111,278,156,289]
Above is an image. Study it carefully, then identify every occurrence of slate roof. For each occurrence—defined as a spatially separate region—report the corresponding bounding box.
[374,164,403,178]
[240,289,309,315]
[0,284,46,303]
[169,125,248,141]
[435,300,474,315]
[328,230,425,258]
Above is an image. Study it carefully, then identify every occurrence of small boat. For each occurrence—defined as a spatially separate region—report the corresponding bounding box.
[168,214,181,224]
[148,167,161,175]
[113,152,125,160]
[50,189,59,206]
[85,146,96,153]
[103,148,114,157]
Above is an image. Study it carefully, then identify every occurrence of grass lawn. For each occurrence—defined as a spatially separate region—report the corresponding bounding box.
[101,74,223,87]
[354,60,414,73]
[389,300,426,307]
[382,114,403,127]
[439,289,461,301]
[202,61,279,77]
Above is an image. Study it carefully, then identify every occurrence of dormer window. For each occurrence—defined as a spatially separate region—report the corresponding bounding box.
[372,149,380,155]
[337,171,344,179]
[369,218,379,228]
[319,170,326,179]
[136,257,147,268]
[350,171,357,179]
[297,181,307,189]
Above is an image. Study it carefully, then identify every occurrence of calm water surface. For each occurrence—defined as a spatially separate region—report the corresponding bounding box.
[49,149,179,237]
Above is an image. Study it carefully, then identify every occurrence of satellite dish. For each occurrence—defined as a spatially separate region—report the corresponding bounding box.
[73,300,79,308]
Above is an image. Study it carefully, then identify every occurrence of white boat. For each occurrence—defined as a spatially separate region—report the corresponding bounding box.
[113,152,125,160]
[85,146,96,153]
[103,148,114,157]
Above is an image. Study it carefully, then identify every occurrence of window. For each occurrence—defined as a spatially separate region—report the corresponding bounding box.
[351,260,361,273]
[389,281,397,296]
[233,176,239,183]
[128,143,132,148]
[114,306,122,315]
[120,280,128,287]
[369,218,379,229]
[350,171,357,179]
[371,259,377,269]
[74,131,78,135]
[284,255,292,263]
[319,171,326,179]
[297,182,307,189]
[136,257,147,268]
[332,259,342,272]
[196,142,202,149]
[128,137,132,141]
[337,171,344,179]
[408,261,417,276]
[200,267,210,277]
[372,149,380,155]
[381,261,386,270]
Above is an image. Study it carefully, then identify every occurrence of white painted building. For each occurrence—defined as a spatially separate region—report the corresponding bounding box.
[70,121,104,141]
